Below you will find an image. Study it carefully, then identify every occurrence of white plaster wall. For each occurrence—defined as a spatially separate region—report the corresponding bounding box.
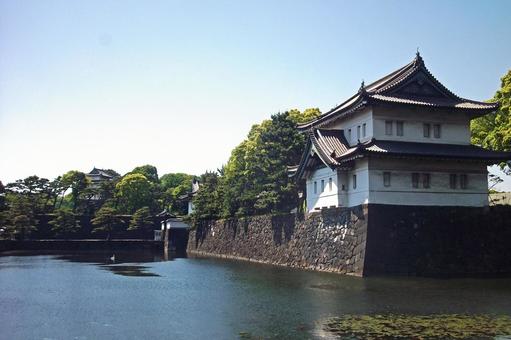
[188,201,194,215]
[306,167,339,211]
[368,158,489,206]
[344,159,370,207]
[329,108,373,146]
[372,106,472,145]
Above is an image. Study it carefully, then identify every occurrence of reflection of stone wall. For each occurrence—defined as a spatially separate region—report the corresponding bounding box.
[188,204,511,277]
[188,206,369,276]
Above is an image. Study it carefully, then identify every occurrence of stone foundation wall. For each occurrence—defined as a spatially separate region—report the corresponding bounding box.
[187,206,368,276]
[364,205,511,276]
[188,204,511,277]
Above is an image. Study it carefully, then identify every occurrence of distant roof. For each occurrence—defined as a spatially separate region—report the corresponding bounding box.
[88,167,119,178]
[298,53,499,130]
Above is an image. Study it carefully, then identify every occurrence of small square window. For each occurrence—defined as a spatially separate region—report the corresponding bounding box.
[383,172,391,187]
[329,177,333,191]
[449,174,457,189]
[321,179,325,192]
[362,123,367,137]
[460,174,468,189]
[353,174,357,189]
[423,123,431,138]
[434,124,441,138]
[412,173,419,188]
[385,121,393,135]
[423,173,431,188]
[314,181,317,194]
[396,121,404,136]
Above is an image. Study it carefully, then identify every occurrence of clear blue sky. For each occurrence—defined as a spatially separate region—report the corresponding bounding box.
[1,0,510,189]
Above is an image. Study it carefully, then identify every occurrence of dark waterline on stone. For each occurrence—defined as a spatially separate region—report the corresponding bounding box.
[1,250,511,339]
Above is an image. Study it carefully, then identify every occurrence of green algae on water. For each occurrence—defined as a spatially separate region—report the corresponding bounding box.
[323,314,511,339]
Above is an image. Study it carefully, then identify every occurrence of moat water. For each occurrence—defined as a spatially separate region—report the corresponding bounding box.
[1,250,511,339]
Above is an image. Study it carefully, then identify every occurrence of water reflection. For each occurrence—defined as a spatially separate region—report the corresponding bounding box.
[1,251,511,340]
[100,265,160,277]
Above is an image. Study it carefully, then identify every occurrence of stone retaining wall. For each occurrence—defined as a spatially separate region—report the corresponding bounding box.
[188,204,511,277]
[188,206,368,276]
[364,205,511,276]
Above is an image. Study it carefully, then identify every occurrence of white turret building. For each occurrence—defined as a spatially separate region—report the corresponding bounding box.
[290,54,511,212]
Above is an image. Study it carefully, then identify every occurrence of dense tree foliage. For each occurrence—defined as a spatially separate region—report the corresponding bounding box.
[0,166,194,239]
[189,171,223,223]
[129,165,159,183]
[190,108,320,223]
[471,69,511,173]
[91,206,123,239]
[115,173,153,214]
[49,208,80,237]
[471,69,511,150]
[0,106,321,237]
[160,173,195,215]
[128,207,154,232]
[1,194,37,239]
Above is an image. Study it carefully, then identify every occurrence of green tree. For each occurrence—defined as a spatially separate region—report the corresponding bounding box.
[49,208,80,237]
[190,171,223,221]
[128,206,154,232]
[60,171,89,212]
[1,193,37,239]
[0,181,6,213]
[5,176,54,214]
[288,108,321,125]
[222,110,317,216]
[471,70,511,154]
[160,173,195,215]
[115,173,153,214]
[129,165,159,183]
[91,206,123,240]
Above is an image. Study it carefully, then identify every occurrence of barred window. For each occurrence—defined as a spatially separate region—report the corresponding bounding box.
[383,172,391,187]
[423,123,431,138]
[396,121,404,136]
[449,174,457,189]
[385,121,393,135]
[460,174,468,189]
[329,177,333,191]
[412,173,419,188]
[434,124,441,138]
[362,123,367,137]
[321,179,325,192]
[423,173,431,188]
[353,175,357,189]
[314,181,317,194]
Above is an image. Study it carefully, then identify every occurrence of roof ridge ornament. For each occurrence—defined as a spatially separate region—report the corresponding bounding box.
[358,80,367,95]
[414,48,424,67]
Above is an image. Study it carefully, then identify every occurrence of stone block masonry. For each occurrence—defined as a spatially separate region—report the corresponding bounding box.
[188,204,511,277]
[188,206,369,276]
[364,204,511,276]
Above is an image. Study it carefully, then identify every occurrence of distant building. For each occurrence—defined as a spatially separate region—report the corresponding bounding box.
[87,168,119,187]
[86,168,120,200]
[179,178,200,215]
[290,53,511,212]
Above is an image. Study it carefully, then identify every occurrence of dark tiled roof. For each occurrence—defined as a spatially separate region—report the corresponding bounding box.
[309,129,350,166]
[88,168,119,178]
[298,53,499,130]
[358,140,511,161]
[291,131,511,179]
[291,129,352,179]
